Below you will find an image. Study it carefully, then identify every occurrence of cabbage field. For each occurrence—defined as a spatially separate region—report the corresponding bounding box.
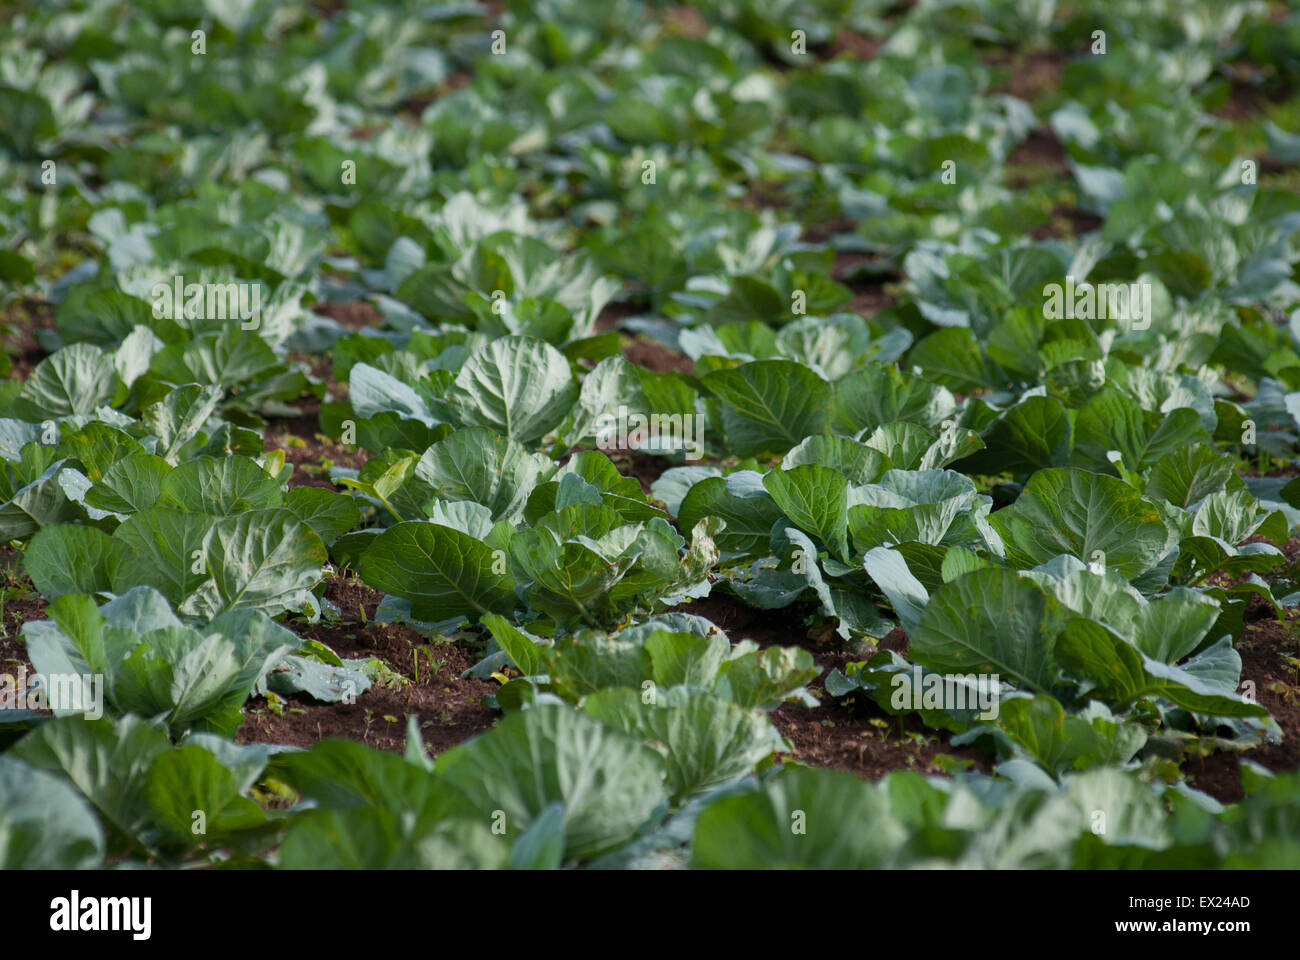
[2,0,1300,877]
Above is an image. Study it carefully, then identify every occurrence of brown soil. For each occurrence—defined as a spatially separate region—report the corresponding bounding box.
[1006,127,1069,183]
[0,552,47,716]
[319,576,385,621]
[261,354,363,488]
[1187,751,1246,802]
[848,284,897,319]
[1205,535,1299,591]
[610,449,675,496]
[263,400,366,489]
[773,667,992,782]
[1003,127,1105,237]
[1210,62,1294,123]
[0,547,44,641]
[1240,460,1300,478]
[803,217,858,244]
[738,179,791,213]
[826,28,882,61]
[402,71,472,117]
[661,5,710,38]
[673,582,1300,792]
[622,335,693,374]
[595,299,640,334]
[834,252,899,319]
[1157,534,1300,801]
[663,594,990,783]
[0,596,43,674]
[986,49,1065,103]
[1214,80,1270,124]
[668,592,824,649]
[833,251,887,280]
[595,291,695,377]
[1029,204,1104,240]
[2,299,55,382]
[876,624,910,654]
[560,444,681,497]
[288,349,341,396]
[693,611,995,782]
[1186,611,1300,803]
[311,300,382,331]
[236,578,497,759]
[1246,534,1300,560]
